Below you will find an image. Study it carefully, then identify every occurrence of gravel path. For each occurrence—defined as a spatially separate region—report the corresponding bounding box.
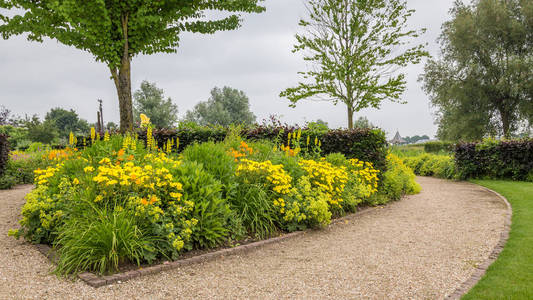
[0,177,507,299]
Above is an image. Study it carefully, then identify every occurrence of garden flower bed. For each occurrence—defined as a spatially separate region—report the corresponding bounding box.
[9,126,420,277]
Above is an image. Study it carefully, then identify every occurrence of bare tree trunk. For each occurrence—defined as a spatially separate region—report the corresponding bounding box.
[116,57,133,133]
[347,106,354,130]
[110,14,134,133]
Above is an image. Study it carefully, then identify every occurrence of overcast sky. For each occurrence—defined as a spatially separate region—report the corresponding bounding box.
[0,0,459,139]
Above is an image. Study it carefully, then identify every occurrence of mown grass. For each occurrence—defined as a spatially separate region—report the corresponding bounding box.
[463,180,533,299]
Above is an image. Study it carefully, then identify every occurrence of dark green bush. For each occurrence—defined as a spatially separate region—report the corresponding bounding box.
[0,133,9,177]
[454,138,533,181]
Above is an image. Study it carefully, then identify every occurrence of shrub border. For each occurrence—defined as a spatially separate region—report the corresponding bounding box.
[445,183,512,299]
[35,206,382,288]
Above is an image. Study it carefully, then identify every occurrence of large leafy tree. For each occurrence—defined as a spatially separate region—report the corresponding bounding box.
[44,107,90,138]
[280,0,428,129]
[421,0,533,140]
[0,1,265,132]
[185,86,256,126]
[133,81,178,129]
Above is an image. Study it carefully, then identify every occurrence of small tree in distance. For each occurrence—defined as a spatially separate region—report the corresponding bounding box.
[280,0,428,129]
[133,81,178,129]
[0,1,265,132]
[185,87,256,127]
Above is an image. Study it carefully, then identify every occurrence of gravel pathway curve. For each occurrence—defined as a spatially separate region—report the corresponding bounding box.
[0,177,507,299]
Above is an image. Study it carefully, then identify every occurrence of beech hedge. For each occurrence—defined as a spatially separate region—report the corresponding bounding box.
[0,134,9,177]
[454,139,533,181]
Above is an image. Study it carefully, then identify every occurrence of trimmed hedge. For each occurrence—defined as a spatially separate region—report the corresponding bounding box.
[423,141,454,153]
[138,126,388,173]
[454,139,533,181]
[0,133,9,177]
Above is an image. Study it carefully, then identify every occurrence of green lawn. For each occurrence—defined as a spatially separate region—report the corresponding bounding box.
[463,180,533,299]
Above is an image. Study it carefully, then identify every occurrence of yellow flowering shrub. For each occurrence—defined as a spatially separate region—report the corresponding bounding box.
[236,159,292,195]
[14,135,202,262]
[298,159,348,209]
[346,158,380,199]
[279,176,332,230]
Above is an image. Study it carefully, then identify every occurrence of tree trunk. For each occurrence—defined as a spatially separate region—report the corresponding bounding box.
[347,106,354,130]
[500,107,511,139]
[111,14,134,133]
[114,57,133,133]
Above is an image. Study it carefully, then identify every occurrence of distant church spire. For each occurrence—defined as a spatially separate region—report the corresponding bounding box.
[389,131,406,145]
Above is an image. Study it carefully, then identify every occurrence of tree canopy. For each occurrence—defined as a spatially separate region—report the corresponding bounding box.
[420,0,533,140]
[0,0,265,132]
[185,86,256,127]
[44,107,90,138]
[280,0,428,129]
[133,81,178,129]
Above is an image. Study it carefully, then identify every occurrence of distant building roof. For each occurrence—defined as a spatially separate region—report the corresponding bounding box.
[389,131,406,145]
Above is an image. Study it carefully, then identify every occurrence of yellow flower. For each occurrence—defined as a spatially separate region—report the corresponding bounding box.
[68,131,76,146]
[72,178,80,185]
[140,113,151,127]
[84,166,95,173]
[90,127,96,141]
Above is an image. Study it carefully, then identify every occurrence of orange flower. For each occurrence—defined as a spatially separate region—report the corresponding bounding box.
[127,155,134,161]
[141,198,149,206]
[150,195,158,204]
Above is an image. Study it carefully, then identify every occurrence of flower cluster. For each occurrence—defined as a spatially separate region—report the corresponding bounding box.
[280,144,300,157]
[298,159,348,208]
[34,165,61,186]
[229,141,253,161]
[45,148,76,161]
[236,159,292,195]
[347,158,379,197]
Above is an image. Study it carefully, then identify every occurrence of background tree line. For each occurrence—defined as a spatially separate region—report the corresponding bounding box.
[421,0,533,141]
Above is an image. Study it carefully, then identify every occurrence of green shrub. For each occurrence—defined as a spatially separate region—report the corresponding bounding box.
[182,141,236,188]
[0,125,29,150]
[325,152,348,167]
[0,174,16,189]
[281,176,332,231]
[403,153,456,179]
[172,161,231,249]
[378,154,421,201]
